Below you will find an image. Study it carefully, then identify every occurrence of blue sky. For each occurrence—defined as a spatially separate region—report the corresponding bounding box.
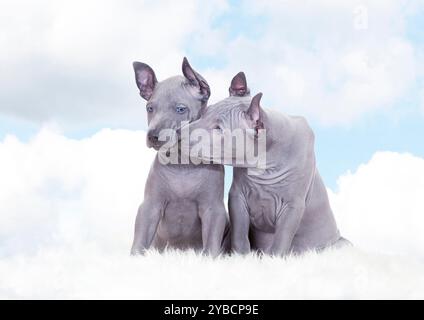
[1,0,423,190]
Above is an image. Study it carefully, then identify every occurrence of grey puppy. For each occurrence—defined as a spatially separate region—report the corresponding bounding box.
[130,58,229,256]
[182,72,349,256]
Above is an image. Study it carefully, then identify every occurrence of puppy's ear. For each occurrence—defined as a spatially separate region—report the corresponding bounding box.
[182,57,210,103]
[133,62,157,101]
[229,72,250,97]
[247,92,263,130]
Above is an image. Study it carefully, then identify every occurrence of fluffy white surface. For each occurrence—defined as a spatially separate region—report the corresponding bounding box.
[1,129,424,299]
[1,247,423,300]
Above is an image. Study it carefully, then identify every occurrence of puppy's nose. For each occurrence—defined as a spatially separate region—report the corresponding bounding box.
[147,130,159,143]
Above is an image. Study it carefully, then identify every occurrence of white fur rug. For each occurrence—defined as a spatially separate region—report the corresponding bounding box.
[1,246,423,299]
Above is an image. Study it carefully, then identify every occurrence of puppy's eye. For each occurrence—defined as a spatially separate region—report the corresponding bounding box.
[214,125,223,132]
[146,105,154,113]
[175,104,187,114]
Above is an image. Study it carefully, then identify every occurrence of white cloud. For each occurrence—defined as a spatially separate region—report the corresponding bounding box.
[198,0,422,125]
[0,129,424,298]
[0,127,155,256]
[0,0,228,128]
[330,151,424,257]
[1,0,423,128]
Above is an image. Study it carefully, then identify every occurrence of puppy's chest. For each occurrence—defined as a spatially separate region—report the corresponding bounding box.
[160,169,209,198]
[244,186,285,231]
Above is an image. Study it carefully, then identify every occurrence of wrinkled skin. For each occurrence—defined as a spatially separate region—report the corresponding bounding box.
[130,58,229,257]
[183,73,349,256]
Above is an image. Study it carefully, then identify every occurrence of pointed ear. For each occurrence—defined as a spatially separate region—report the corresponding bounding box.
[133,61,157,100]
[229,72,250,97]
[182,57,210,102]
[247,92,263,123]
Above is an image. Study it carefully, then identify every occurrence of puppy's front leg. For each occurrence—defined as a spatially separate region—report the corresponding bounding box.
[199,202,227,257]
[130,198,163,255]
[229,193,251,254]
[270,200,305,256]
